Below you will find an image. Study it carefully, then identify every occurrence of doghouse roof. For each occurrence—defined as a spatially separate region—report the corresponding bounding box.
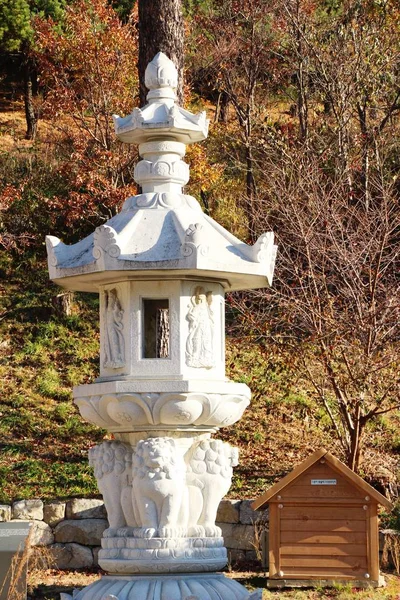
[251,448,392,511]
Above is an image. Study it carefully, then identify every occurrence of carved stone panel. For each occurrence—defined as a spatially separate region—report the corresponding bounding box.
[103,288,125,369]
[185,286,215,369]
[75,390,250,431]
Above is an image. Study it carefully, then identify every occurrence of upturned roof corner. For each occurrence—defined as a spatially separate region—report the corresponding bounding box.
[46,53,277,293]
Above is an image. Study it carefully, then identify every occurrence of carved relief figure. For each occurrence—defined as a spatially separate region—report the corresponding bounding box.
[89,441,136,529]
[104,288,125,369]
[186,287,215,369]
[187,439,239,537]
[131,437,188,538]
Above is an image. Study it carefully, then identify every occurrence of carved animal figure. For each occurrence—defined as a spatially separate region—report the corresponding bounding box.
[89,440,135,529]
[187,439,239,537]
[131,437,188,538]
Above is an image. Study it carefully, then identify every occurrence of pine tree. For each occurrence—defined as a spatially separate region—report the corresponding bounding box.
[138,0,184,104]
[0,0,64,139]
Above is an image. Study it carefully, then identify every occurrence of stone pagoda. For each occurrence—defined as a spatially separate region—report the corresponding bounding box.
[47,53,276,600]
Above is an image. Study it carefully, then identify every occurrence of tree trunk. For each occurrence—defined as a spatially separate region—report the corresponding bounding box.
[22,44,38,140]
[156,307,169,358]
[347,428,362,473]
[245,143,257,243]
[293,3,308,144]
[296,53,308,143]
[52,292,75,316]
[346,404,365,473]
[357,102,371,210]
[138,0,184,105]
[218,91,230,123]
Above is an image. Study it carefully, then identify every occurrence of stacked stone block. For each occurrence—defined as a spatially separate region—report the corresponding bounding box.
[0,498,267,569]
[0,497,394,570]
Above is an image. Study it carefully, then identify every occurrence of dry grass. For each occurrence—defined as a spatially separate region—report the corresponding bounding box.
[383,533,400,575]
[0,529,32,600]
[28,568,100,599]
[26,569,400,600]
[0,103,65,152]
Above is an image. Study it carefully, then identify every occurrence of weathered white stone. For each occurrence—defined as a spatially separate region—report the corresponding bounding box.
[218,523,255,551]
[76,384,250,430]
[89,443,132,529]
[68,573,253,600]
[47,55,276,295]
[50,543,93,569]
[28,520,54,546]
[98,534,227,574]
[45,52,275,600]
[54,519,108,545]
[249,590,263,600]
[66,498,107,520]
[43,501,66,526]
[0,505,11,522]
[217,500,241,524]
[12,499,43,520]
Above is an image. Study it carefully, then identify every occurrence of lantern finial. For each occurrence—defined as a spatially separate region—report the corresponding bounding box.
[145,52,178,92]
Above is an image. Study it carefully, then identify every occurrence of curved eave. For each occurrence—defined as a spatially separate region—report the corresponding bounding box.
[115,125,207,146]
[46,203,277,293]
[49,264,271,293]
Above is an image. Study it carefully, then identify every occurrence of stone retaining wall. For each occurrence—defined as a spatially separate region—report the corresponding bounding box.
[0,498,268,569]
[0,498,394,571]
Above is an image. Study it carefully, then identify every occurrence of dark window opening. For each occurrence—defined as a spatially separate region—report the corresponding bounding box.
[143,299,170,358]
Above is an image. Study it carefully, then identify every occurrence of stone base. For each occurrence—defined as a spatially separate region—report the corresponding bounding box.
[99,535,227,573]
[65,573,261,600]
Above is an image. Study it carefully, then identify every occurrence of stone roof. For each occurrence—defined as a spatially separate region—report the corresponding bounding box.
[46,53,277,293]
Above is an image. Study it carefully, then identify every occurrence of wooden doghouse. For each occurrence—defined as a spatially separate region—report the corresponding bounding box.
[252,448,392,588]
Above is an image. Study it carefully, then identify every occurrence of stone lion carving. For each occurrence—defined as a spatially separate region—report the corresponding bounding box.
[89,440,136,529]
[131,437,188,538]
[187,439,239,537]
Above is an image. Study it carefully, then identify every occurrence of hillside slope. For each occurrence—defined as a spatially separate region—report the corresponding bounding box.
[0,250,398,507]
[0,107,398,518]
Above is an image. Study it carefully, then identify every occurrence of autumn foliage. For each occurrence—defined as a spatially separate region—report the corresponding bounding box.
[0,0,399,474]
[1,0,138,248]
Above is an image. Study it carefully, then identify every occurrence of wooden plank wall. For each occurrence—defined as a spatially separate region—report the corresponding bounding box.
[279,505,367,578]
[269,460,374,580]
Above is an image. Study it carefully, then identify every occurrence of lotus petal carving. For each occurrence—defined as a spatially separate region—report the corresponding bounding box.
[156,395,204,425]
[74,390,250,431]
[107,395,150,426]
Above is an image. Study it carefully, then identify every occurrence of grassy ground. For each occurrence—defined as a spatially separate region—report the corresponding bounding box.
[26,569,400,600]
[0,102,399,506]
[0,248,399,505]
[0,253,104,501]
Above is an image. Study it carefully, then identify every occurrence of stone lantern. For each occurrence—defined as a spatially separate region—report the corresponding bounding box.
[47,53,276,600]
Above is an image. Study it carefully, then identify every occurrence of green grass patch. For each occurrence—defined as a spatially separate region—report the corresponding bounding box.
[0,253,399,504]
